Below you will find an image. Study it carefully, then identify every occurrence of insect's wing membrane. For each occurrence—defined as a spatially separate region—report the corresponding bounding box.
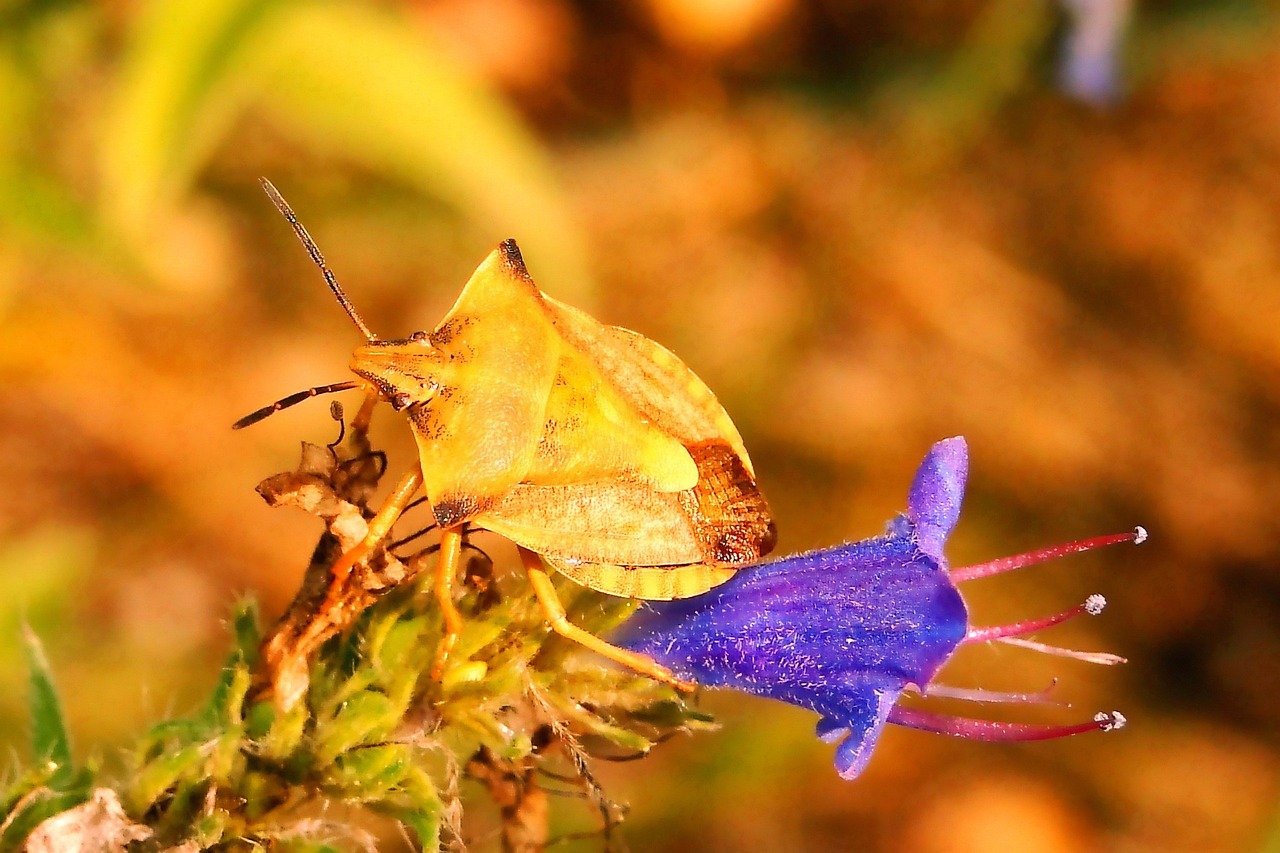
[477,480,704,565]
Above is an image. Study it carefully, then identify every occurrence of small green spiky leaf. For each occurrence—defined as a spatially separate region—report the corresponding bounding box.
[201,658,253,731]
[232,599,262,662]
[313,690,399,768]
[383,805,441,853]
[128,742,207,814]
[324,744,411,801]
[22,625,73,788]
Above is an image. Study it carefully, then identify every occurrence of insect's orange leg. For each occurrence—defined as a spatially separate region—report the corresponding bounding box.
[518,548,697,693]
[350,387,380,433]
[326,466,424,581]
[431,526,466,679]
[264,465,423,708]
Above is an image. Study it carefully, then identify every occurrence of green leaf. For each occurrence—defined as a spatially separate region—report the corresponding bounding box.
[324,744,410,801]
[392,808,441,853]
[99,0,286,239]
[312,690,398,768]
[376,766,442,853]
[127,742,207,814]
[200,658,252,732]
[22,625,73,788]
[232,598,262,665]
[200,600,259,729]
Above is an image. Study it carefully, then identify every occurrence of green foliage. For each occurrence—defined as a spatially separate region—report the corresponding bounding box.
[1,564,711,850]
[23,628,74,785]
[0,629,91,852]
[0,0,591,298]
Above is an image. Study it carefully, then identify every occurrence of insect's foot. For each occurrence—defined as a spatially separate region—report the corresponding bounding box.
[668,672,698,694]
[431,631,460,681]
[646,657,697,693]
[439,659,488,690]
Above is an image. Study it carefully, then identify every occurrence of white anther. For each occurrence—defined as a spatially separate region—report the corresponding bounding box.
[1133,526,1148,545]
[1084,594,1106,616]
[1094,710,1127,731]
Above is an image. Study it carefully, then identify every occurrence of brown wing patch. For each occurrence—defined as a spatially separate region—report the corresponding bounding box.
[678,439,776,563]
[432,494,481,528]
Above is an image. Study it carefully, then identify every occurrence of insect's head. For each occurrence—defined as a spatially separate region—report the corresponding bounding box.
[350,331,445,412]
[233,180,425,430]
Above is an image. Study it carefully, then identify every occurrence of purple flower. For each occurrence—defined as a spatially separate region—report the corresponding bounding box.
[1058,0,1132,106]
[623,437,1141,779]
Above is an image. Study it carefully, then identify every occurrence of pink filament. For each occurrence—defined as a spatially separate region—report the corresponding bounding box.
[996,636,1127,665]
[887,706,1123,741]
[918,679,1062,706]
[964,596,1104,643]
[950,528,1145,583]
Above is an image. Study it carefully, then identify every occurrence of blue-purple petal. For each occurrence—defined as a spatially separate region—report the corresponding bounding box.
[621,438,973,779]
[906,436,968,565]
[831,690,895,780]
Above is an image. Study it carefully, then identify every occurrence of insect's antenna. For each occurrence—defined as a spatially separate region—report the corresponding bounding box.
[233,380,361,429]
[260,178,376,341]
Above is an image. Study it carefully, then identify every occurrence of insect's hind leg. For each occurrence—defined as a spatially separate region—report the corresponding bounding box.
[519,548,696,693]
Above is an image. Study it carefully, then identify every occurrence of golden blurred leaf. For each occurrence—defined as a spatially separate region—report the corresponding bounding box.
[246,2,592,304]
[99,0,282,238]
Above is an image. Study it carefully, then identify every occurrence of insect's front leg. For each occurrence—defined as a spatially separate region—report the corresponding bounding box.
[262,465,424,709]
[518,548,697,693]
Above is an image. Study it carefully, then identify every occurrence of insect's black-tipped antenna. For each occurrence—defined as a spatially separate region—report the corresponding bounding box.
[233,380,361,429]
[326,401,347,451]
[259,178,376,341]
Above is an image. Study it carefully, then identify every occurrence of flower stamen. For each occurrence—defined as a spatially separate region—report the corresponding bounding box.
[964,594,1106,643]
[887,706,1127,741]
[996,636,1127,665]
[950,526,1147,583]
[916,678,1063,706]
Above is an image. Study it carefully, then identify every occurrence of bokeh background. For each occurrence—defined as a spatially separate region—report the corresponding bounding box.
[1,0,1278,850]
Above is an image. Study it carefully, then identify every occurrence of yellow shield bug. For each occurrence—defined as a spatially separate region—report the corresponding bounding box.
[238,180,775,696]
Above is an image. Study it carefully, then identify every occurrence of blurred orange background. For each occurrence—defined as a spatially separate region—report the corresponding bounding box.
[1,0,1278,850]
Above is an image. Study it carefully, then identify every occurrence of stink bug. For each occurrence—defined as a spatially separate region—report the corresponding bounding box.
[239,180,775,695]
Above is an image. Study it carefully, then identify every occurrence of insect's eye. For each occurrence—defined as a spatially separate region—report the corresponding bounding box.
[390,392,414,411]
[408,330,428,342]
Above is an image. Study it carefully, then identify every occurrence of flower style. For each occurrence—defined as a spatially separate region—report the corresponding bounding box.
[622,437,1142,779]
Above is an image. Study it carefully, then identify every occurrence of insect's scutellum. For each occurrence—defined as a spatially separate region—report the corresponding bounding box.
[259,177,377,342]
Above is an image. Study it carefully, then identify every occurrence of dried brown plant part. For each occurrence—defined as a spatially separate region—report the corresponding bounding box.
[21,789,151,853]
[465,746,548,853]
[439,749,467,853]
[523,678,628,849]
[254,409,423,709]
